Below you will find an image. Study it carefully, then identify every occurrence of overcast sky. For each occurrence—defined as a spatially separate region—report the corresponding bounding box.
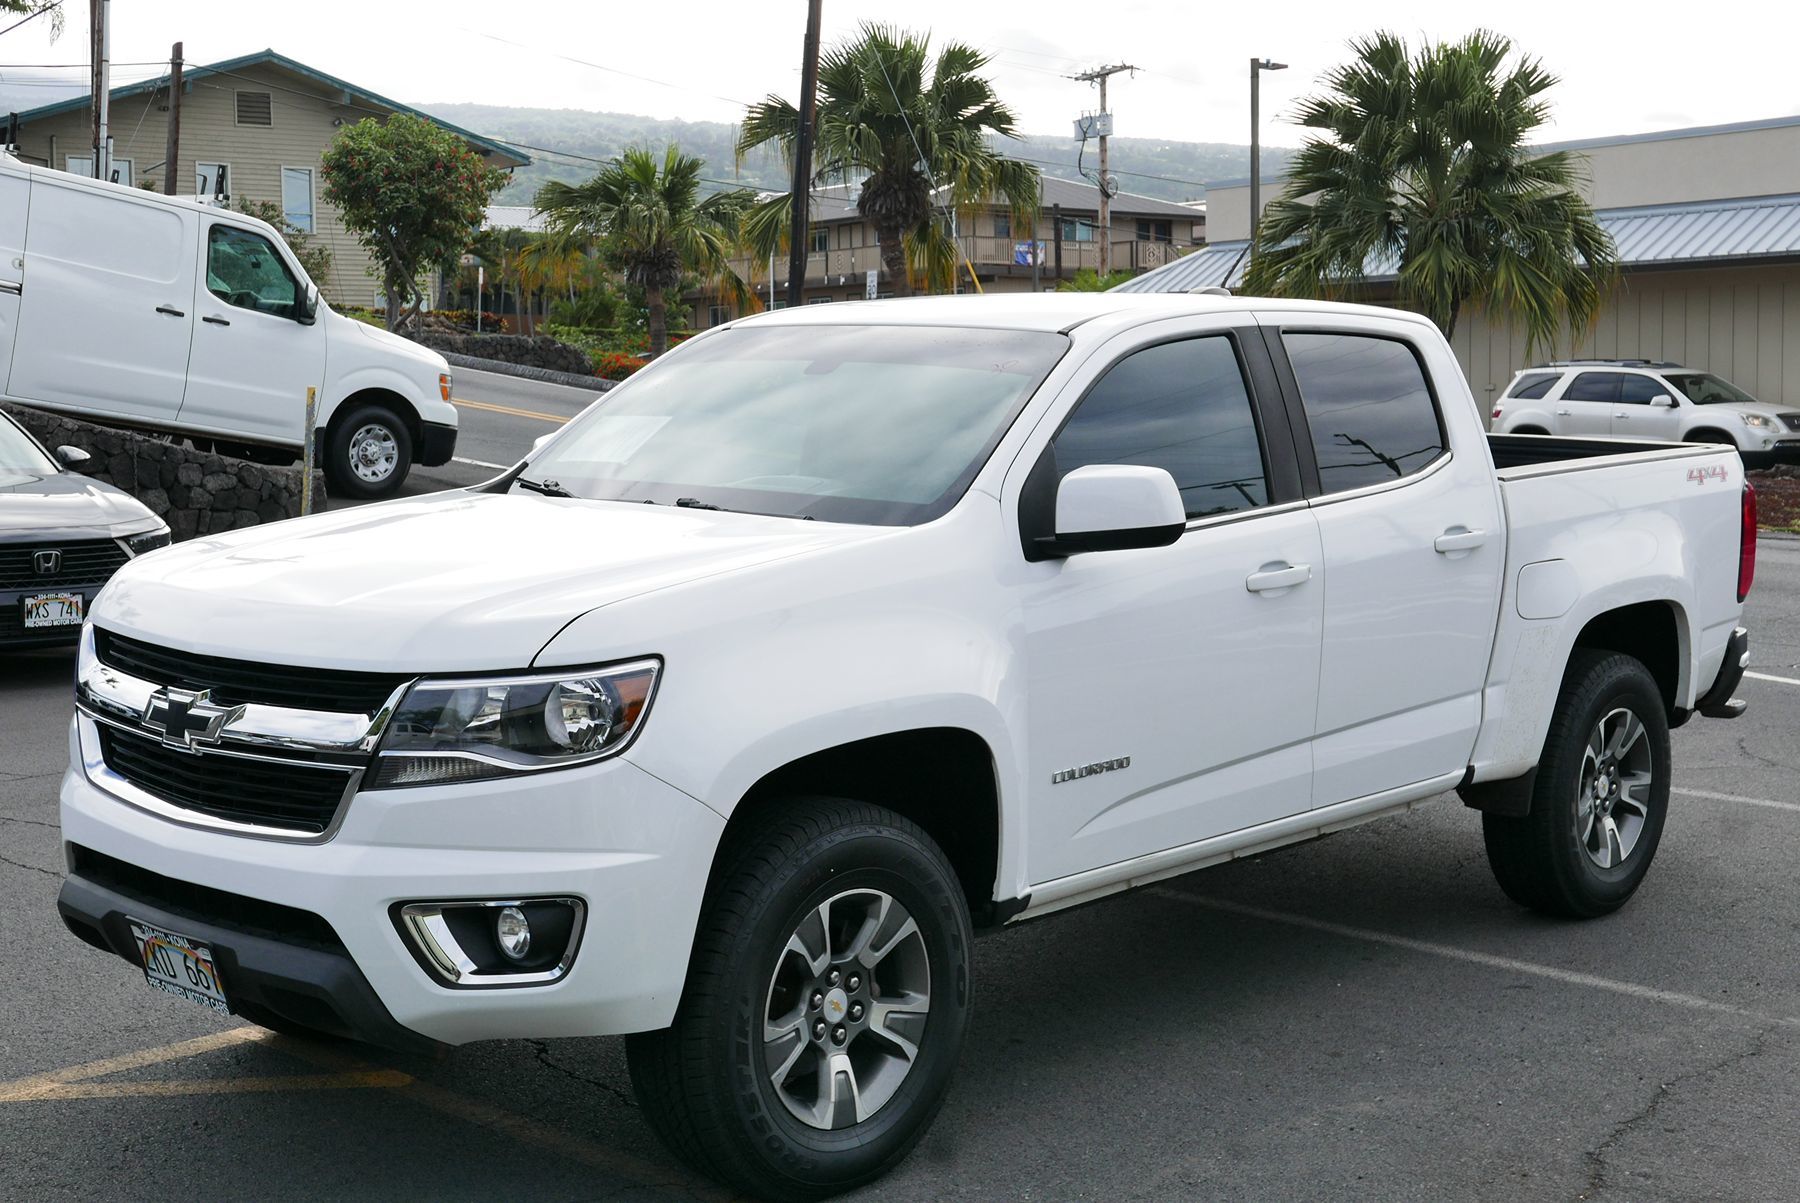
[3,0,1793,154]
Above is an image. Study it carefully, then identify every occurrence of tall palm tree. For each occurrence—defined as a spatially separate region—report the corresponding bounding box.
[737,23,1039,297]
[1245,30,1618,351]
[535,146,754,355]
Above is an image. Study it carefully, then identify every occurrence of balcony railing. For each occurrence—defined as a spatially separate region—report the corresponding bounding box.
[723,237,1200,294]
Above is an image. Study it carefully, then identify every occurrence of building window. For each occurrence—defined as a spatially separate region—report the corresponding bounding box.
[1060,219,1096,243]
[196,162,229,198]
[806,296,834,304]
[708,304,729,327]
[810,226,829,254]
[993,213,1011,238]
[235,91,274,127]
[770,299,790,310]
[281,167,315,233]
[63,155,93,177]
[1136,219,1172,243]
[105,157,133,185]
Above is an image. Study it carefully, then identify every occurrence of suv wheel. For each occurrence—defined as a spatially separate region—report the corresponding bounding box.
[627,798,972,1199]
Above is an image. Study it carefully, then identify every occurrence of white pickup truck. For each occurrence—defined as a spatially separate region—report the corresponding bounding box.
[0,152,457,498]
[57,294,1754,1200]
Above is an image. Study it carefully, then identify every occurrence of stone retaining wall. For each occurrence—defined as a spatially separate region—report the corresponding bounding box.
[3,403,326,541]
[410,331,595,377]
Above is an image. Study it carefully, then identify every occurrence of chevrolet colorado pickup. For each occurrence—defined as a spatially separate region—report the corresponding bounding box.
[55,294,1755,1200]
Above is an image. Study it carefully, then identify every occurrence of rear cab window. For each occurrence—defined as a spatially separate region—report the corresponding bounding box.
[1281,332,1446,494]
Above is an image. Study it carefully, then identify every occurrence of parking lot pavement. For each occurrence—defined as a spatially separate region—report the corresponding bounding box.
[2,540,1796,1201]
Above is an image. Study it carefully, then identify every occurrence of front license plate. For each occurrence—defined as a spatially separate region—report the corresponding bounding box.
[128,919,229,1013]
[22,592,84,629]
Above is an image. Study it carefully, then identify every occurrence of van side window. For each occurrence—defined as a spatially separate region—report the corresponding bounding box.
[206,226,299,318]
[1052,336,1269,518]
[1283,332,1446,494]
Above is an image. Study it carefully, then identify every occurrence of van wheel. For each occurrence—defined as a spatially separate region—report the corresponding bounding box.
[325,403,412,499]
[627,798,972,1200]
[1482,651,1671,918]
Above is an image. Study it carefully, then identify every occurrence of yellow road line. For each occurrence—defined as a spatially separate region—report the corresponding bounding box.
[453,397,568,424]
[0,1025,267,1098]
[3,1070,411,1103]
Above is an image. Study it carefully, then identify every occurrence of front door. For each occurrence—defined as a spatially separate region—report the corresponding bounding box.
[1266,321,1506,806]
[9,178,197,423]
[1553,371,1624,436]
[1018,322,1323,886]
[179,220,325,444]
[1614,373,1683,440]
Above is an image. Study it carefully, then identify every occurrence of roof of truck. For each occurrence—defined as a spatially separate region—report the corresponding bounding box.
[730,292,1435,334]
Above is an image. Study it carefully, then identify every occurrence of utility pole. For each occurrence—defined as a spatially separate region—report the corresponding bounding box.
[89,0,110,180]
[162,43,183,196]
[1070,63,1134,277]
[785,0,823,308]
[1249,58,1287,256]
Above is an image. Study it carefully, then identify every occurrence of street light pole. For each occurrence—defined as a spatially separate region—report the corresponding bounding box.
[1249,58,1287,255]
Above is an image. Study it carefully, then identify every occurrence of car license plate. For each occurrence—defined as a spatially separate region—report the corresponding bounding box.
[22,592,84,629]
[128,919,229,1013]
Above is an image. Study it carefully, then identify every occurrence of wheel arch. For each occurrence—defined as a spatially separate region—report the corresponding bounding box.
[323,386,422,448]
[1571,600,1686,718]
[1682,426,1740,448]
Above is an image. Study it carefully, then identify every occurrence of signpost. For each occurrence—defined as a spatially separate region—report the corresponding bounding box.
[300,387,318,514]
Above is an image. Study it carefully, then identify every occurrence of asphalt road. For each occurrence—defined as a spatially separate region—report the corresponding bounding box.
[393,365,607,500]
[2,459,1797,1197]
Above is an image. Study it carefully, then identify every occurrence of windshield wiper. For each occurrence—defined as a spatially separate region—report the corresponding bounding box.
[516,476,576,498]
[674,496,726,511]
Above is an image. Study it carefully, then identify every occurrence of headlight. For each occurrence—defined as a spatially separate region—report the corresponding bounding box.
[369,659,659,789]
[1741,412,1776,429]
[121,524,173,555]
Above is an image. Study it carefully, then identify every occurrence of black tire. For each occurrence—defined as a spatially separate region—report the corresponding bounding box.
[324,402,413,499]
[627,798,973,1201]
[1483,651,1671,918]
[1512,426,1549,436]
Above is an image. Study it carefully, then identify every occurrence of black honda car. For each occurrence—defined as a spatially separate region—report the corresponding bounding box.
[0,411,169,649]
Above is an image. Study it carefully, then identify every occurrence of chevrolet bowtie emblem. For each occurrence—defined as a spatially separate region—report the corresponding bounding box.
[141,687,245,751]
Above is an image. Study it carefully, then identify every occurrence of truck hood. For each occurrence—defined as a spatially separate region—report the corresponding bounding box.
[0,470,156,536]
[91,490,885,672]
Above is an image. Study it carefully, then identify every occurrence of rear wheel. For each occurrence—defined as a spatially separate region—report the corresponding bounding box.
[1483,651,1671,918]
[628,798,972,1200]
[324,403,412,499]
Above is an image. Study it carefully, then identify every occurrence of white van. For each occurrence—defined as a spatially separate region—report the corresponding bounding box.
[0,152,457,498]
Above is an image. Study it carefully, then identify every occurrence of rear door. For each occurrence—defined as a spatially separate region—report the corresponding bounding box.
[179,218,325,444]
[8,176,197,423]
[1554,371,1622,436]
[0,164,25,388]
[1263,317,1505,807]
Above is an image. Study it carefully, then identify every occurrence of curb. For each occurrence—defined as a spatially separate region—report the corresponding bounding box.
[439,352,615,392]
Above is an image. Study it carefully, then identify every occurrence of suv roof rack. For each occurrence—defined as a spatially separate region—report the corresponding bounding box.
[1532,358,1686,369]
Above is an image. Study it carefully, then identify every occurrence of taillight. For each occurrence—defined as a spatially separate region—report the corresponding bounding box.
[1739,482,1757,601]
[1492,406,1503,420]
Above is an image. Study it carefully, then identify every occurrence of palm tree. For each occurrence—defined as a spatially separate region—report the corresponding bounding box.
[535,146,754,355]
[737,23,1039,297]
[1244,30,1618,351]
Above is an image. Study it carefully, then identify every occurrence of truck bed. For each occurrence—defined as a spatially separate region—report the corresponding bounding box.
[1486,432,1723,473]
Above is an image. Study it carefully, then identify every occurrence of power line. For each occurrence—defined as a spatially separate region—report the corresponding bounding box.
[458,27,755,109]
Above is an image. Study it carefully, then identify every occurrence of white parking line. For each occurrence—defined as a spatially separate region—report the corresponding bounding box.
[1152,890,1800,1029]
[1745,670,1800,686]
[1675,787,1800,814]
[451,456,509,471]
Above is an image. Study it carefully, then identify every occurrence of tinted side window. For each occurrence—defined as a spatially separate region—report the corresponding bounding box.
[1617,375,1665,404]
[1283,333,1445,494]
[1507,372,1559,399]
[1053,336,1268,518]
[206,226,299,317]
[1563,372,1622,402]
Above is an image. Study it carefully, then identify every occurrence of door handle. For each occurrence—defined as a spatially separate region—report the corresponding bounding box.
[1614,412,1630,420]
[155,304,184,317]
[202,314,231,326]
[1245,562,1312,593]
[1434,527,1488,554]
[1555,408,1572,416]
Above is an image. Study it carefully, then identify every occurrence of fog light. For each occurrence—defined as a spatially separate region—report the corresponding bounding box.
[495,906,531,961]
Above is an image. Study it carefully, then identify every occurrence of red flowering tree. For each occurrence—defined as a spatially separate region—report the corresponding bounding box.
[321,115,506,331]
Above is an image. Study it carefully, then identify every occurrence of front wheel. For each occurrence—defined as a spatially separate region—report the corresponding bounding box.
[627,798,972,1200]
[324,403,413,499]
[1482,651,1671,918]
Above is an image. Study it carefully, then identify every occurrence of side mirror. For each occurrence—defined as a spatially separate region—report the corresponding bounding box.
[531,433,554,454]
[55,445,91,469]
[1650,394,1675,408]
[295,285,319,325]
[1037,464,1186,557]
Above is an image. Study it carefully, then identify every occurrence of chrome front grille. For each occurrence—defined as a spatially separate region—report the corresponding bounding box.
[76,626,414,841]
[1780,412,1800,433]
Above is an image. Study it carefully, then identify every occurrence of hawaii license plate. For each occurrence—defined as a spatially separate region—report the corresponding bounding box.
[22,591,84,629]
[129,919,229,1013]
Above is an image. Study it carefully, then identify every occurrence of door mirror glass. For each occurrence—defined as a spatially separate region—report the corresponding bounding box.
[55,445,91,469]
[1040,464,1185,557]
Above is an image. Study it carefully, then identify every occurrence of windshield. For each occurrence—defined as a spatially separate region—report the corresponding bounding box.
[516,323,1069,525]
[1664,372,1760,406]
[0,414,57,478]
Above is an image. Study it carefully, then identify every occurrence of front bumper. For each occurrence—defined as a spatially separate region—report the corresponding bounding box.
[1740,439,1800,468]
[58,718,725,1045]
[418,421,457,468]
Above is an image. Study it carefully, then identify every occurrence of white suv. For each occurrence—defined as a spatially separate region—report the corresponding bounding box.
[1492,359,1800,465]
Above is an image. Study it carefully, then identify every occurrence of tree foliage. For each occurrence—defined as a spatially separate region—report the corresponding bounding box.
[534,145,754,356]
[737,23,1039,296]
[1244,30,1617,350]
[320,114,506,330]
[0,1,63,38]
[232,198,332,294]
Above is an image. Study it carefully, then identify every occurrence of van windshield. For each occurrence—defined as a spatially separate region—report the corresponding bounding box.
[1664,372,1760,406]
[514,324,1069,525]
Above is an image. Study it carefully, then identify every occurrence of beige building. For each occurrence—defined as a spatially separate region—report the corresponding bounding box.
[696,177,1204,326]
[6,50,528,307]
[1123,115,1800,409]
